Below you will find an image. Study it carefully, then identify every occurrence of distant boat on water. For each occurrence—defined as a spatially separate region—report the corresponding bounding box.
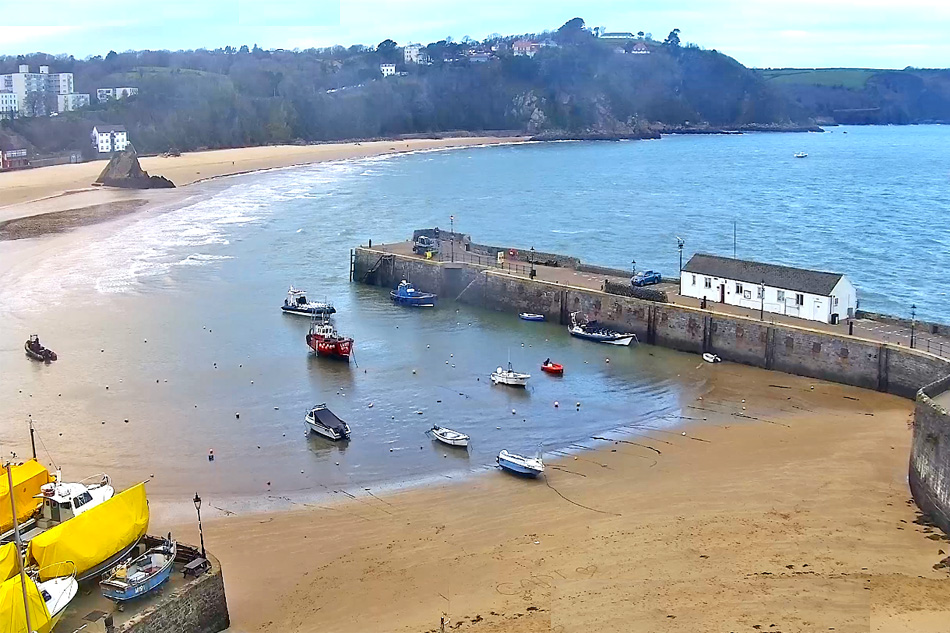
[305,404,351,441]
[568,313,637,346]
[519,313,544,321]
[281,286,335,316]
[427,425,470,448]
[491,361,530,387]
[794,152,808,158]
[391,280,437,307]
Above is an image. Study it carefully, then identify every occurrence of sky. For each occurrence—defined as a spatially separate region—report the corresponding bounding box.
[1,0,947,69]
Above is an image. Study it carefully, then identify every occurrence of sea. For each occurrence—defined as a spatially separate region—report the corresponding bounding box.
[0,125,946,515]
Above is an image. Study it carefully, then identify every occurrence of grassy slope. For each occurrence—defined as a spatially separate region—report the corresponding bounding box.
[758,68,878,90]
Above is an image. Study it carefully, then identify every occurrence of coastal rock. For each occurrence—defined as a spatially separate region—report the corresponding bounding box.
[95,145,176,189]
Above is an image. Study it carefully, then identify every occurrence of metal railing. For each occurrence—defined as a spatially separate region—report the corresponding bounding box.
[436,250,534,276]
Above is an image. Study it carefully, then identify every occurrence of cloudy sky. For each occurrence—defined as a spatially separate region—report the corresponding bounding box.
[2,0,947,68]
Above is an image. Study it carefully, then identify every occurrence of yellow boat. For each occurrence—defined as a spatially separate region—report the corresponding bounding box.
[0,461,50,537]
[0,553,77,633]
[27,483,148,582]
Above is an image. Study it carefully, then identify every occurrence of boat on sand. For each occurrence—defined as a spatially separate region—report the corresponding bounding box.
[24,335,57,362]
[703,352,722,363]
[497,450,544,477]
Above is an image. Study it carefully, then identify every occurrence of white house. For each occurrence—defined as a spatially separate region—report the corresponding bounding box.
[512,40,540,57]
[380,64,396,77]
[97,86,138,102]
[404,44,427,64]
[680,253,857,324]
[91,124,129,154]
[57,93,89,111]
[0,92,17,117]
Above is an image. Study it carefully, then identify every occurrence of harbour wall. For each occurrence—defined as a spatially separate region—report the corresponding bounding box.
[354,247,950,531]
[117,551,229,633]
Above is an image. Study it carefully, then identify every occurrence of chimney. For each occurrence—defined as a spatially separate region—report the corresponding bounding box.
[18,64,29,73]
[39,65,49,74]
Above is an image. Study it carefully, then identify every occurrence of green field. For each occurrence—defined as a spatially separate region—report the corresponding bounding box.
[758,68,879,90]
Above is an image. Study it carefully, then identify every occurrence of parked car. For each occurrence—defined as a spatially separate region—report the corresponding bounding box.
[631,270,662,287]
[413,236,439,256]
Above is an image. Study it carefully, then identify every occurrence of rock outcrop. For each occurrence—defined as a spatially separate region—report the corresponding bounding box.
[95,146,175,189]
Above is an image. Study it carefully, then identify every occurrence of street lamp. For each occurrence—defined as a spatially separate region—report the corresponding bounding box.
[911,304,917,349]
[529,246,536,279]
[676,237,684,272]
[449,215,455,263]
[760,279,765,321]
[193,492,206,558]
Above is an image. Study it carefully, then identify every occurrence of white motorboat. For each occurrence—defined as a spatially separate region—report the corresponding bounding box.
[281,286,335,316]
[497,450,544,477]
[794,152,807,158]
[305,404,351,441]
[491,362,530,387]
[703,352,722,363]
[427,425,470,448]
[568,313,637,346]
[2,471,115,544]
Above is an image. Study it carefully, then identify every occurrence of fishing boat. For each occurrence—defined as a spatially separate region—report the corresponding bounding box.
[794,152,807,158]
[497,450,544,477]
[305,404,351,441]
[541,360,564,376]
[0,553,78,633]
[281,286,335,316]
[703,352,722,363]
[24,335,57,363]
[100,536,176,603]
[491,362,530,387]
[568,313,637,346]
[427,425,470,448]
[519,313,544,321]
[390,280,437,307]
[306,315,353,361]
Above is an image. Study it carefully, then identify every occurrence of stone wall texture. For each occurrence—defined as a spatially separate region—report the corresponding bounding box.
[354,247,950,533]
[118,552,230,633]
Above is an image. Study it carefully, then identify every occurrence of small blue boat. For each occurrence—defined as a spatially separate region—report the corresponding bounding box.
[519,313,545,321]
[497,450,544,477]
[390,280,437,307]
[100,538,176,602]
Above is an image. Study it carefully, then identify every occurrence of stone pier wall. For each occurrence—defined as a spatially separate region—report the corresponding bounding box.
[354,246,950,531]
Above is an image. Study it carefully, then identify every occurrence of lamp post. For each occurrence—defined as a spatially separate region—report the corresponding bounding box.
[193,492,206,558]
[529,246,536,279]
[676,237,684,273]
[449,215,455,263]
[910,304,917,349]
[760,279,765,321]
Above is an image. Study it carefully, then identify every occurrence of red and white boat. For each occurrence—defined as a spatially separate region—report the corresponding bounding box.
[306,316,353,361]
[541,360,564,376]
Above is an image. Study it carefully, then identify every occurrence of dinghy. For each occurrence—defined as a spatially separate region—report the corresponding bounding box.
[541,360,564,376]
[427,425,470,448]
[497,450,544,477]
[24,335,57,362]
[703,353,722,363]
[491,362,530,387]
[568,313,636,346]
[100,537,176,603]
[281,286,335,316]
[519,313,544,321]
[305,404,351,441]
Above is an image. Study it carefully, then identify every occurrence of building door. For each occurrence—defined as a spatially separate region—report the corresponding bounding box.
[719,284,725,303]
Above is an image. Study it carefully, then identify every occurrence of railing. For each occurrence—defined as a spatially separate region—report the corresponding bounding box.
[436,250,534,276]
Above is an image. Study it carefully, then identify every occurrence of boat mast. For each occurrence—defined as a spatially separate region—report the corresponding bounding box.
[29,419,36,461]
[5,463,33,633]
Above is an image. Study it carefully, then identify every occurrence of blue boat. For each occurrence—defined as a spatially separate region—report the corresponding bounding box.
[100,538,176,602]
[497,450,544,477]
[519,313,545,321]
[390,280,437,307]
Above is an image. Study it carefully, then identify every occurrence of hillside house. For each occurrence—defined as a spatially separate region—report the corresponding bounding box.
[512,40,540,57]
[680,253,857,324]
[91,124,129,154]
[380,64,396,77]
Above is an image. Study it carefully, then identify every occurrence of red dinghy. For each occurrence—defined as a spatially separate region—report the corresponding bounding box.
[541,360,564,376]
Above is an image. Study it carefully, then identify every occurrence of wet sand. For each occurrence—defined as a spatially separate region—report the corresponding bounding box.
[0,137,527,213]
[165,365,950,633]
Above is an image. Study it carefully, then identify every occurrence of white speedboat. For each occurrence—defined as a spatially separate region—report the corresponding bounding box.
[305,404,351,441]
[281,286,335,316]
[703,352,722,363]
[794,152,807,158]
[428,425,470,448]
[491,362,530,387]
[2,471,115,544]
[497,450,544,477]
[568,313,637,346]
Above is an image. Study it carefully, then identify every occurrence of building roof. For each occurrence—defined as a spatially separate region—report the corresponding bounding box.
[93,124,127,133]
[682,253,845,296]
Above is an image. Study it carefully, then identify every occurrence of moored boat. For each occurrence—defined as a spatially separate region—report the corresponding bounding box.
[305,404,351,441]
[281,286,335,317]
[490,362,530,387]
[703,352,722,363]
[306,316,353,361]
[497,450,544,477]
[24,335,57,363]
[541,359,564,375]
[427,425,470,448]
[794,152,808,158]
[100,536,176,602]
[519,313,544,321]
[568,313,637,346]
[0,566,78,633]
[390,280,437,307]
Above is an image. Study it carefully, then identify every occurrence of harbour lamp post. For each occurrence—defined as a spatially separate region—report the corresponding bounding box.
[631,259,636,276]
[529,246,536,279]
[449,215,455,263]
[193,492,206,558]
[677,237,684,272]
[911,304,917,349]
[760,279,765,321]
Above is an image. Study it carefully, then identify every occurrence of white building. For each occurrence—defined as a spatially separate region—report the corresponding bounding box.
[0,65,87,116]
[0,92,18,117]
[57,93,90,111]
[97,86,138,102]
[680,253,857,324]
[91,124,129,154]
[512,40,540,57]
[404,44,427,64]
[380,64,396,77]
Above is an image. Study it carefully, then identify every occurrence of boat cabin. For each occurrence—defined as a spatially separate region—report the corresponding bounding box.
[35,475,113,530]
[285,286,309,307]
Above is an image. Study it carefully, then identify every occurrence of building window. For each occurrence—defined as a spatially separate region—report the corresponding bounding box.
[735,283,743,294]
[795,293,804,306]
[704,278,711,289]
[691,274,696,286]
[833,297,839,306]
[757,287,764,299]
[777,290,785,302]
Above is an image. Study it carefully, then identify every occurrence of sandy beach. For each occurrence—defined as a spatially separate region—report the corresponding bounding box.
[0,136,527,225]
[164,365,950,633]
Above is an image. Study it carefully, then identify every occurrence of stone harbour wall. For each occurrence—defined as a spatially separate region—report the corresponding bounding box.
[354,246,950,532]
[118,552,229,633]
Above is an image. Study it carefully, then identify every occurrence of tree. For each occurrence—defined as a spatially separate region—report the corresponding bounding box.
[556,17,590,46]
[105,50,118,61]
[238,45,249,54]
[377,39,398,63]
[664,29,681,47]
[637,31,645,38]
